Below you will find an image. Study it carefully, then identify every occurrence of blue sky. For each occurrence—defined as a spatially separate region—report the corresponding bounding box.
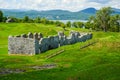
[0,0,120,11]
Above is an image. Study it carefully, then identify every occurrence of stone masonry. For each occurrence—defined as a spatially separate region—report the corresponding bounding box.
[8,31,92,55]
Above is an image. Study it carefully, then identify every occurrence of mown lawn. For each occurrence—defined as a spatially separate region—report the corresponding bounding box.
[0,23,120,80]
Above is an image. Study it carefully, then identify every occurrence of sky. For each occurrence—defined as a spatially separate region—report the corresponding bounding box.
[0,0,120,12]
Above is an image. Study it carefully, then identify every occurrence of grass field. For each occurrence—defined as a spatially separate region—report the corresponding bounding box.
[0,23,120,80]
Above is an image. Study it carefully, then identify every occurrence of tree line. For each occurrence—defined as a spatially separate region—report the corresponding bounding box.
[86,7,120,32]
[65,7,120,32]
[0,7,120,32]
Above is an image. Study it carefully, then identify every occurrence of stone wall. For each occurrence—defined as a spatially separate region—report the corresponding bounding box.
[8,31,92,55]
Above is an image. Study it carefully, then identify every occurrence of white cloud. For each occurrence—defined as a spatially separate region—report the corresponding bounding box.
[107,0,120,9]
[0,0,120,11]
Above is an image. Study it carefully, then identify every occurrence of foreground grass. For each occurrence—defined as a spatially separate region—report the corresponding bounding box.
[0,23,120,80]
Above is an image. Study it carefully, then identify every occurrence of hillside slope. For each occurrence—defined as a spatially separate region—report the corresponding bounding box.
[0,23,120,80]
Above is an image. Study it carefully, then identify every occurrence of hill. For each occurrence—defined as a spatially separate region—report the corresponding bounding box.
[1,9,90,20]
[0,23,120,80]
[112,8,120,14]
[1,7,120,20]
[80,7,97,14]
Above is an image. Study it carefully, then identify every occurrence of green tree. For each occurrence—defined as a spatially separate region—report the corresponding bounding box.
[2,16,7,22]
[41,18,48,24]
[49,20,54,25]
[72,22,84,28]
[72,22,78,28]
[23,16,29,22]
[66,21,71,27]
[95,7,113,32]
[88,16,100,30]
[84,22,92,29]
[0,10,3,22]
[110,15,120,32]
[35,17,41,23]
[77,22,84,28]
[55,21,62,26]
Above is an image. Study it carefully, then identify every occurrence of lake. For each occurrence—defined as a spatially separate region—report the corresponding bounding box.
[52,20,88,24]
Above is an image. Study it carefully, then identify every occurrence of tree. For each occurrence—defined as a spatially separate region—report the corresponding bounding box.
[49,20,54,25]
[55,21,62,26]
[72,22,78,28]
[84,22,93,29]
[66,21,71,27]
[35,17,41,23]
[0,10,3,22]
[89,8,120,32]
[77,22,84,28]
[95,7,113,32]
[2,16,7,22]
[88,16,100,30]
[110,15,120,32]
[41,18,48,24]
[23,16,29,22]
[72,22,84,28]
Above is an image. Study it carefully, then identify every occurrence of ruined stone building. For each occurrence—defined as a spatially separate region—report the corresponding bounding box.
[8,31,92,55]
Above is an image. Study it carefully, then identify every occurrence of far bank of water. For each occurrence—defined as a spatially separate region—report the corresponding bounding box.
[52,20,88,24]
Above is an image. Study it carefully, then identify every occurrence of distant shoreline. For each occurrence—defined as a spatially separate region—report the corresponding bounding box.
[51,20,88,23]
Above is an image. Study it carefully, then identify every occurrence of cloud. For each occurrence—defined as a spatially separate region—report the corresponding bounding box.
[107,0,120,8]
[0,0,120,11]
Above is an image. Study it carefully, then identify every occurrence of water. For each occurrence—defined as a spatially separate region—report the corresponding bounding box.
[52,20,88,24]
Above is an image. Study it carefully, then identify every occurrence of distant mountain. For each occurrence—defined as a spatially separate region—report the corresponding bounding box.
[0,9,28,12]
[112,8,120,14]
[80,8,97,14]
[1,9,90,20]
[0,7,120,20]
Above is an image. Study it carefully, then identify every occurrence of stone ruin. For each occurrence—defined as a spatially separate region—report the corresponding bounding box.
[8,31,92,55]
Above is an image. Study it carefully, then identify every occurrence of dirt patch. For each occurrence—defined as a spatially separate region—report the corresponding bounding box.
[0,64,56,75]
[30,64,56,70]
[0,69,26,75]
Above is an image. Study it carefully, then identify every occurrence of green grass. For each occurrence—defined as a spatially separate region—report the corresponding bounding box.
[0,23,120,80]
